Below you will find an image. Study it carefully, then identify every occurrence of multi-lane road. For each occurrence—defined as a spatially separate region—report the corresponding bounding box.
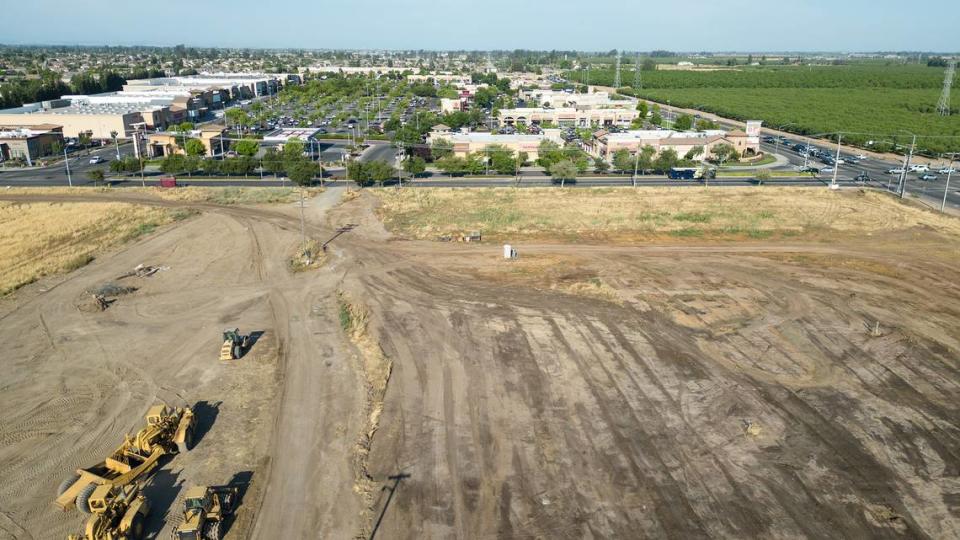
[1,132,956,212]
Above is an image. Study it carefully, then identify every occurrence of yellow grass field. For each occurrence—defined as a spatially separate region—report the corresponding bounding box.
[0,201,174,295]
[374,187,960,241]
[0,186,321,205]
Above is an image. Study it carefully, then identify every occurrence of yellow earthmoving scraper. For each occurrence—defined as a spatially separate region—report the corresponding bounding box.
[219,329,250,361]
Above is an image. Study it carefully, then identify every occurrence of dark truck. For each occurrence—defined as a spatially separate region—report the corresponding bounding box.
[668,167,698,180]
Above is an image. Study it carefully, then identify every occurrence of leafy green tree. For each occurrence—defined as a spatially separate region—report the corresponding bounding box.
[109,159,126,174]
[641,58,657,71]
[637,101,649,117]
[650,111,663,126]
[550,159,578,187]
[159,154,187,175]
[593,157,610,174]
[225,108,250,131]
[367,159,396,186]
[711,143,738,164]
[673,114,694,131]
[51,140,63,158]
[287,159,320,186]
[756,168,771,184]
[411,84,437,97]
[346,160,372,186]
[184,138,206,157]
[637,145,656,174]
[473,87,497,109]
[536,140,564,170]
[695,118,720,131]
[262,147,284,175]
[486,145,519,175]
[86,168,105,186]
[612,149,634,173]
[430,138,453,161]
[283,138,306,169]
[436,155,467,176]
[684,146,705,161]
[654,148,680,172]
[234,139,260,157]
[402,156,426,177]
[394,125,422,147]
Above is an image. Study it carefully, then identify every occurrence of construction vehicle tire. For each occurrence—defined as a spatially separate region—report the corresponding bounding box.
[75,483,96,514]
[57,474,79,497]
[203,520,221,540]
[233,344,242,359]
[178,427,193,453]
[129,512,145,539]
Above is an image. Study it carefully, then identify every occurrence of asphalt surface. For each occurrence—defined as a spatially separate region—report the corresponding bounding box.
[1,138,956,212]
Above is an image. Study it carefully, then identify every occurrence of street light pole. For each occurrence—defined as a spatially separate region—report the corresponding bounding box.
[632,149,639,187]
[943,158,955,213]
[831,133,842,189]
[64,146,73,187]
[898,134,917,199]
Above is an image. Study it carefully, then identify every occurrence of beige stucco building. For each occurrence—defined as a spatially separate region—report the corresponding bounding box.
[498,107,638,128]
[426,125,563,161]
[0,124,64,165]
[585,128,761,161]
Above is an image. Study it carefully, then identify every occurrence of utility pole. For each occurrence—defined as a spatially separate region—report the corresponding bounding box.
[634,52,642,90]
[64,146,73,187]
[632,149,639,187]
[613,51,621,89]
[942,157,955,213]
[831,133,842,189]
[936,61,955,117]
[898,134,916,199]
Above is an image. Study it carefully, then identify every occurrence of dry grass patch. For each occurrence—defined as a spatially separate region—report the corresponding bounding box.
[0,201,176,295]
[374,187,960,242]
[0,186,322,205]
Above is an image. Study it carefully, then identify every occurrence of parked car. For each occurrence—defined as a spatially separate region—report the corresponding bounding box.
[937,167,956,174]
[919,174,938,181]
[88,156,103,164]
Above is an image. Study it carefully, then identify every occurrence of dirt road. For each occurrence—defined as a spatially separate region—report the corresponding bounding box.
[1,189,958,539]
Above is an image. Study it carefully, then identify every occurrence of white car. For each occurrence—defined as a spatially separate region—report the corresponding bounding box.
[888,168,905,174]
[822,166,835,173]
[937,167,956,174]
[855,154,867,160]
[88,156,103,164]
[909,165,929,173]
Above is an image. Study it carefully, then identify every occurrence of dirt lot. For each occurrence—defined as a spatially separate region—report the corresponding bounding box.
[0,186,958,539]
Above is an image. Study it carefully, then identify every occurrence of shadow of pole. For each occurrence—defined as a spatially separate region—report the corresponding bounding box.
[321,223,358,250]
[368,473,410,540]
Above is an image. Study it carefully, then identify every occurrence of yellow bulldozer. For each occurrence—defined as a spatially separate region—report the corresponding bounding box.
[219,328,250,361]
[56,405,196,514]
[172,485,237,540]
[67,483,150,540]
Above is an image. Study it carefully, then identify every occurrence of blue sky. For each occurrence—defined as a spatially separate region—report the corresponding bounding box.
[2,0,958,51]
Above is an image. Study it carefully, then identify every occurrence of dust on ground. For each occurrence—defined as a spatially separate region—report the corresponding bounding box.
[1,186,959,540]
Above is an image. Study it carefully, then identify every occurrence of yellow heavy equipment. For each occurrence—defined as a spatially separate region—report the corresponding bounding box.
[56,405,196,514]
[67,483,149,540]
[219,329,250,361]
[172,485,237,540]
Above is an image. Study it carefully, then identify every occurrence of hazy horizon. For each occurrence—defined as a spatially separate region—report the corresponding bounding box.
[3,0,958,52]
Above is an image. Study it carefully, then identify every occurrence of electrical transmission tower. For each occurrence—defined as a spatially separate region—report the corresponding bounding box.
[634,53,642,90]
[614,51,622,88]
[937,61,955,117]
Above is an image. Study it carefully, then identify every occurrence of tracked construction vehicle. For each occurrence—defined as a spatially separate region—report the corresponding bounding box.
[172,485,237,540]
[56,405,196,514]
[219,329,250,360]
[67,483,149,540]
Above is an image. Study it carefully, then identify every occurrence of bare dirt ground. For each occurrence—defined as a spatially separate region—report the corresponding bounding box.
[1,187,958,539]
